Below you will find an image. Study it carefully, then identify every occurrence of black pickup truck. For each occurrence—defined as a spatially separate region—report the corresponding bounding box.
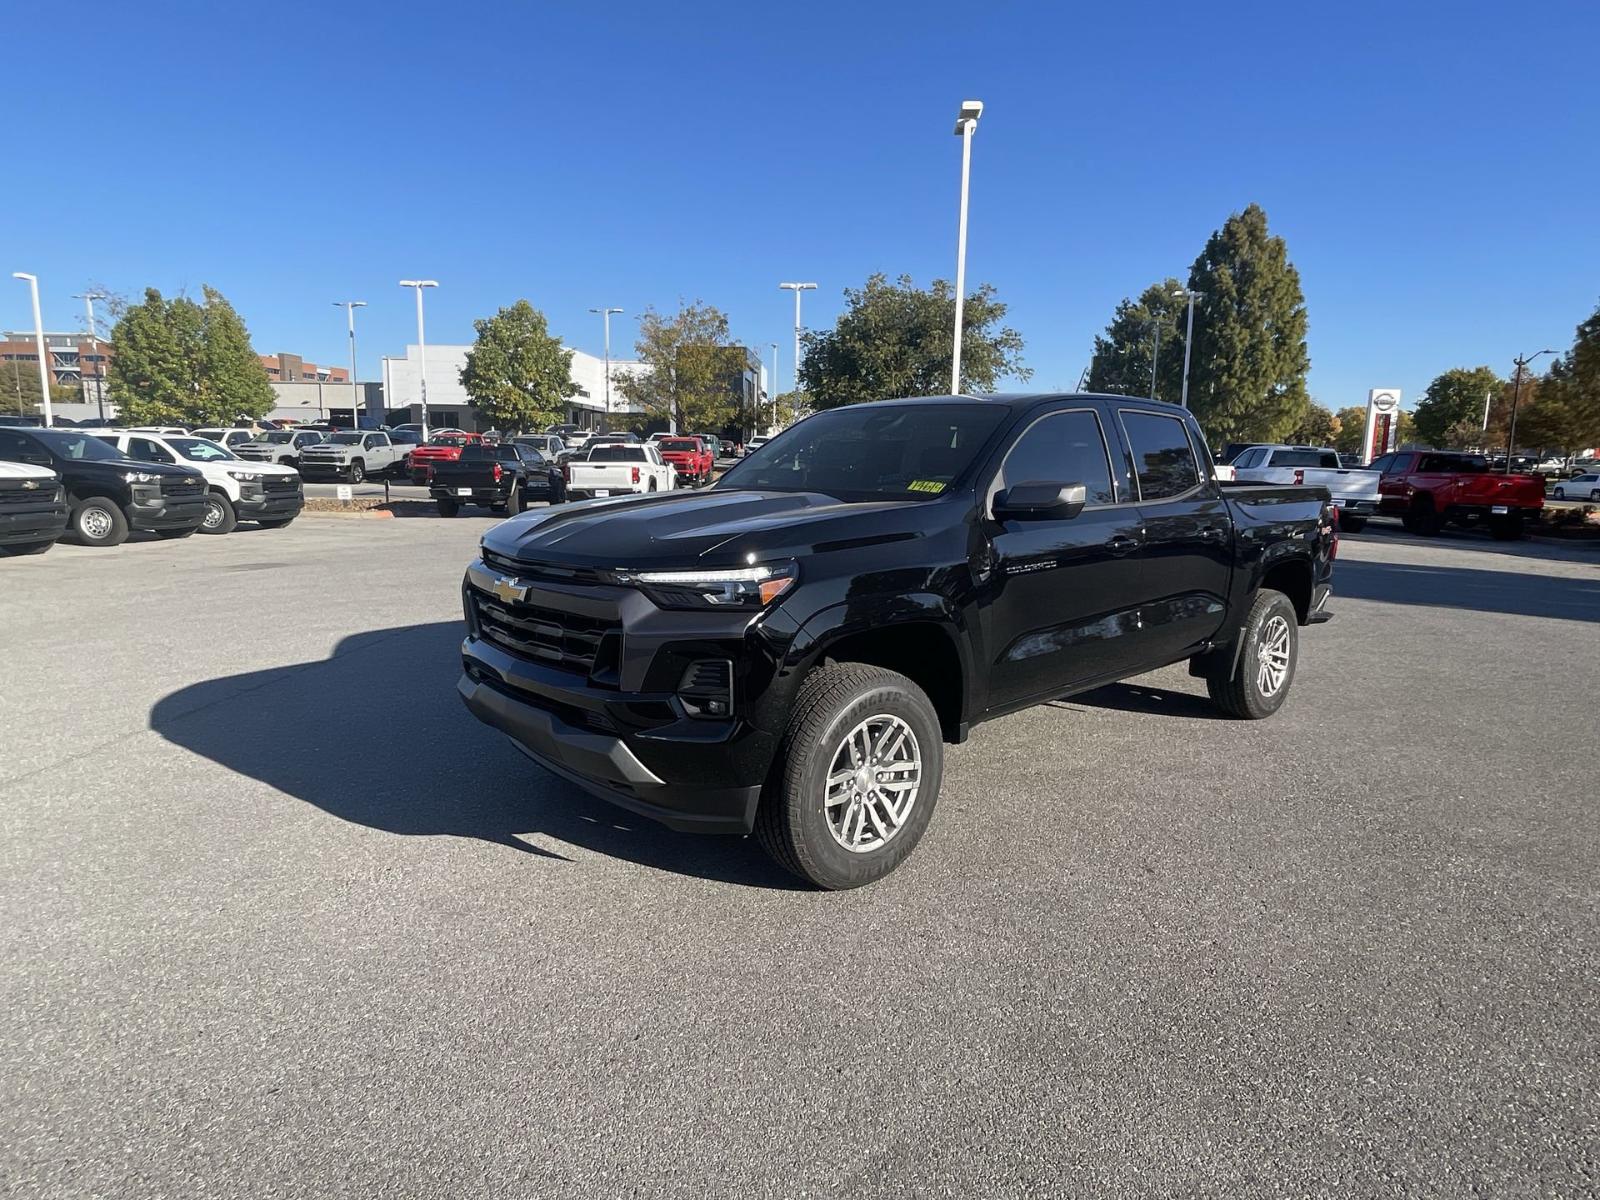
[430,443,565,517]
[457,394,1335,888]
[0,426,207,547]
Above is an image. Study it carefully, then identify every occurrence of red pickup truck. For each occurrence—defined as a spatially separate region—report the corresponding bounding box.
[1372,450,1544,539]
[408,432,484,484]
[655,436,714,487]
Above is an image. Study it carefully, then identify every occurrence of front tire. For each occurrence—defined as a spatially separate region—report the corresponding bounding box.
[1339,516,1367,533]
[70,496,129,548]
[347,460,366,484]
[201,492,237,534]
[755,663,944,890]
[1553,487,1566,499]
[1,539,55,556]
[1206,588,1299,720]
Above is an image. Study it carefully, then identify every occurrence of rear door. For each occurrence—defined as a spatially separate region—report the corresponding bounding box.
[981,406,1150,709]
[1115,408,1233,666]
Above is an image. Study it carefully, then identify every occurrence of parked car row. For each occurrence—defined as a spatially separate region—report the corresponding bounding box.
[0,426,304,555]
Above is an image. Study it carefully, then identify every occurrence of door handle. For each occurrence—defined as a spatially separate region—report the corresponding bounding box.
[1198,525,1227,542]
[1105,535,1138,555]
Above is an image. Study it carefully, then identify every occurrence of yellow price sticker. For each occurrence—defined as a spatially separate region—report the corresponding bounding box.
[907,480,946,494]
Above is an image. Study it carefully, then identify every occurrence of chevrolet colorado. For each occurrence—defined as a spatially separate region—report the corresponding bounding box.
[0,461,69,555]
[458,395,1336,888]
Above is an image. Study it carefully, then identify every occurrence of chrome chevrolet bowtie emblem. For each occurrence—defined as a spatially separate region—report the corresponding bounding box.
[491,575,528,604]
[20,480,39,489]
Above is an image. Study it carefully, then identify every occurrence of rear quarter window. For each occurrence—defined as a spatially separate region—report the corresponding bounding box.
[1120,411,1201,500]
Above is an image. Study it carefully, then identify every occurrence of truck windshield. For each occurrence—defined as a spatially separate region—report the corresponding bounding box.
[170,437,238,462]
[715,403,1008,502]
[659,440,700,452]
[31,430,128,461]
[258,431,296,444]
[326,433,364,445]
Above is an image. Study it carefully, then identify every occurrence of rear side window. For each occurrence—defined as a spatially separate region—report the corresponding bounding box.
[997,410,1115,505]
[1234,448,1265,468]
[1269,449,1339,468]
[1120,411,1200,500]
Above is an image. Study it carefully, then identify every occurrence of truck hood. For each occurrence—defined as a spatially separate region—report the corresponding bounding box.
[481,487,934,569]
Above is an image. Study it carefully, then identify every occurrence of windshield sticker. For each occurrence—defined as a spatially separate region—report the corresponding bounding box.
[907,479,947,494]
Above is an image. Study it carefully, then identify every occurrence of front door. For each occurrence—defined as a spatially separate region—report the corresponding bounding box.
[981,408,1150,711]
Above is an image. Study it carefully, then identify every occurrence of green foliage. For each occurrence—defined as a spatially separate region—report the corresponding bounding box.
[765,390,810,432]
[798,273,1029,409]
[615,301,743,433]
[459,300,578,433]
[1524,300,1600,452]
[1413,366,1500,447]
[1284,401,1339,447]
[1183,204,1311,444]
[2,358,79,417]
[109,286,272,426]
[1331,405,1368,455]
[1085,278,1186,401]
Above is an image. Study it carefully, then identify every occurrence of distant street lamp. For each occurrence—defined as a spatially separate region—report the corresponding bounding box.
[333,301,366,427]
[74,289,109,423]
[778,282,816,394]
[1504,348,1556,473]
[1172,287,1204,408]
[950,99,983,394]
[589,306,624,431]
[12,273,52,426]
[398,281,438,429]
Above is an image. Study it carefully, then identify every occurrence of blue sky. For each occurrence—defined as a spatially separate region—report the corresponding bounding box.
[5,0,1597,411]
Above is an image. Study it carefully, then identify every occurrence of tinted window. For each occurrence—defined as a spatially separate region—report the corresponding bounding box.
[130,438,177,464]
[169,437,236,462]
[1419,453,1486,473]
[997,410,1115,505]
[1121,411,1200,500]
[27,430,126,461]
[659,439,701,452]
[1270,449,1340,468]
[587,445,647,462]
[0,430,44,461]
[1234,448,1265,468]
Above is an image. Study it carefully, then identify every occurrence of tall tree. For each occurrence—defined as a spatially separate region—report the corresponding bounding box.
[614,301,742,433]
[459,300,578,432]
[1526,301,1600,454]
[3,358,80,417]
[1183,204,1311,444]
[109,286,272,426]
[1332,405,1369,455]
[1085,278,1186,400]
[798,273,1028,409]
[1412,366,1500,447]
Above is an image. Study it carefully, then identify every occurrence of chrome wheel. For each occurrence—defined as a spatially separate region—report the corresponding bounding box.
[203,498,225,529]
[1256,614,1292,697]
[80,506,113,540]
[824,714,922,853]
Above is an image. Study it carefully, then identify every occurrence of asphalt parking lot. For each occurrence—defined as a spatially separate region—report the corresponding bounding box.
[3,520,1598,1197]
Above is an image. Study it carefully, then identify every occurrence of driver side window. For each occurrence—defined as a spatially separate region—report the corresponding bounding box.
[996,411,1116,506]
[130,438,175,464]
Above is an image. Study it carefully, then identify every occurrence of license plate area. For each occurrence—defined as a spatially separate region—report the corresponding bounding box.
[1491,505,1509,514]
[595,489,610,497]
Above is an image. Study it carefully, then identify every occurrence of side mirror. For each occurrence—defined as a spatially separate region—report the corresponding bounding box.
[994,481,1088,521]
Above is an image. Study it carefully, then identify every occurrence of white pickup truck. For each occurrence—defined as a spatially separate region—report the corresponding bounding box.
[295,431,410,482]
[1229,444,1381,531]
[93,430,304,534]
[564,442,675,500]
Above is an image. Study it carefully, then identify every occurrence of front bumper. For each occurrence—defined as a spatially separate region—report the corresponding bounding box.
[433,484,505,505]
[236,490,304,520]
[0,502,69,545]
[129,487,207,531]
[1332,498,1378,515]
[297,460,356,479]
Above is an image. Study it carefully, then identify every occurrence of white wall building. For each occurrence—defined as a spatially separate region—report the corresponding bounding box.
[380,343,645,431]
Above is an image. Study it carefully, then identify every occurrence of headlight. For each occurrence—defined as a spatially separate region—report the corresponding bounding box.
[618,561,798,609]
[122,471,160,484]
[227,470,263,482]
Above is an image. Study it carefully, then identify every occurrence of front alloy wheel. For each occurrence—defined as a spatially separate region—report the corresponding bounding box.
[824,715,922,853]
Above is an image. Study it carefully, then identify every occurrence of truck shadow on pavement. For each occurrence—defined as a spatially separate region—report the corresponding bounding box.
[1335,558,1600,623]
[1055,683,1226,721]
[147,621,801,890]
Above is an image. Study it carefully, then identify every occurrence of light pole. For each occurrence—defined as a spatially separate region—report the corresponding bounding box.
[1504,349,1556,473]
[398,281,438,429]
[333,301,366,428]
[12,273,53,426]
[589,306,623,431]
[950,99,983,394]
[1172,287,1203,408]
[778,282,815,395]
[1149,308,1165,400]
[74,289,109,423]
[769,341,780,409]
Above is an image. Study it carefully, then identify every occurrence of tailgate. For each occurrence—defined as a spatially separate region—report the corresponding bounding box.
[1304,468,1379,500]
[1459,474,1545,508]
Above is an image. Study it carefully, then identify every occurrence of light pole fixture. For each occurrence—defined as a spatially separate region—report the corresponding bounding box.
[73,289,109,423]
[398,281,438,429]
[589,306,624,431]
[1505,349,1556,473]
[778,282,816,394]
[333,301,366,428]
[950,98,983,394]
[12,273,53,427]
[1172,287,1204,409]
[769,340,780,402]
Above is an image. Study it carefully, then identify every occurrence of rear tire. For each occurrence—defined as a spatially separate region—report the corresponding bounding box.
[70,496,129,548]
[648,479,658,492]
[1206,589,1299,720]
[506,486,524,515]
[1339,516,1367,533]
[1401,498,1441,535]
[1553,487,1566,499]
[200,492,237,535]
[755,663,944,890]
[436,498,460,518]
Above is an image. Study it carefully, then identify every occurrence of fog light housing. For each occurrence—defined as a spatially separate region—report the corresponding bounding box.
[678,659,733,719]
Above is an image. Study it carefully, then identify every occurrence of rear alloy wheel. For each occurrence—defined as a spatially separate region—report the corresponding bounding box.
[1206,588,1299,720]
[71,496,129,548]
[755,663,943,890]
[201,492,237,534]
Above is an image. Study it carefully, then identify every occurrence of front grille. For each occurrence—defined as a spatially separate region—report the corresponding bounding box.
[263,475,301,494]
[161,476,203,497]
[0,480,59,510]
[472,591,620,676]
[481,550,611,586]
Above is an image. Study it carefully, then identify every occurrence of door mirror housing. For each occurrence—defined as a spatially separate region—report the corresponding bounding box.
[994,481,1088,521]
